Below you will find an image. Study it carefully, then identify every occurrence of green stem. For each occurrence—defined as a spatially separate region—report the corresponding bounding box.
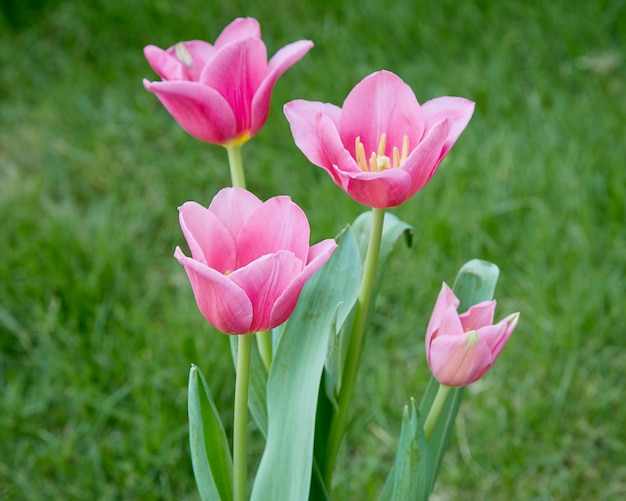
[256,330,273,371]
[423,383,452,441]
[226,144,247,189]
[233,334,253,501]
[324,207,386,489]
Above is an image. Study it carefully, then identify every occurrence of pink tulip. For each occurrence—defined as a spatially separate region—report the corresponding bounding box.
[144,17,313,146]
[174,187,336,334]
[284,70,475,208]
[425,283,519,387]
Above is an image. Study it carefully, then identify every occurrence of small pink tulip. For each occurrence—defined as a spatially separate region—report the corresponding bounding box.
[144,17,313,146]
[284,70,474,208]
[425,283,519,387]
[174,187,336,334]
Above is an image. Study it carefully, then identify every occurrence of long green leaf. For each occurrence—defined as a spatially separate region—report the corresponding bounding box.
[250,226,361,501]
[419,259,500,495]
[379,399,430,501]
[188,364,233,501]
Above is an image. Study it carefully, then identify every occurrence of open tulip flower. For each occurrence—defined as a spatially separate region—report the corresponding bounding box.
[425,282,519,387]
[144,17,313,146]
[174,187,336,334]
[284,70,475,208]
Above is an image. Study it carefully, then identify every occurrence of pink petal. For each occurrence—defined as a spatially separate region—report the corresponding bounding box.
[236,196,311,267]
[167,41,216,81]
[214,17,261,50]
[479,312,519,359]
[250,40,314,135]
[428,333,493,387]
[144,45,189,81]
[143,79,237,144]
[270,238,337,328]
[174,248,253,334]
[229,250,303,332]
[402,117,450,196]
[426,283,460,344]
[332,166,414,208]
[208,187,263,240]
[459,300,496,331]
[199,37,268,135]
[284,101,348,185]
[178,202,236,273]
[339,71,424,159]
[421,96,475,160]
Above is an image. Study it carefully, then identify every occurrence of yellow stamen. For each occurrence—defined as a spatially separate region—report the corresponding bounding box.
[377,133,387,156]
[354,133,409,172]
[225,270,231,276]
[400,135,409,164]
[175,42,193,67]
[355,136,368,171]
[369,152,378,172]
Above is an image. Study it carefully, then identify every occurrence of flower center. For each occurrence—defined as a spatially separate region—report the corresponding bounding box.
[354,133,409,172]
[175,42,193,67]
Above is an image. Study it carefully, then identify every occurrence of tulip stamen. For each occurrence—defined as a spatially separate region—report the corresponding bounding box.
[355,133,407,172]
[175,42,193,67]
[355,136,368,172]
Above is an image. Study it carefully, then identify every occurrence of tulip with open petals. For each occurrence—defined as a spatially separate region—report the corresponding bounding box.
[144,18,313,146]
[174,188,336,334]
[425,283,519,387]
[284,70,474,208]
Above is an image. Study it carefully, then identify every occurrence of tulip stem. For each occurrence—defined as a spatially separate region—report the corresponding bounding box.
[324,207,385,490]
[226,144,247,189]
[423,383,451,441]
[233,334,252,501]
[256,330,273,371]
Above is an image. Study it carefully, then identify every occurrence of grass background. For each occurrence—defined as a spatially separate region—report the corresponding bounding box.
[1,0,624,499]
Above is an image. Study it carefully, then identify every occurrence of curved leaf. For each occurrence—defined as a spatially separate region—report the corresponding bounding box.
[188,364,233,501]
[379,399,430,501]
[250,226,361,501]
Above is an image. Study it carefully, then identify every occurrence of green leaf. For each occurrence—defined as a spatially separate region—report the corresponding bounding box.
[188,364,233,501]
[250,226,362,501]
[379,399,430,501]
[419,259,500,495]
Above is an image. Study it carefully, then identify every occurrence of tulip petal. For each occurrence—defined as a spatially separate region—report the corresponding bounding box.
[229,251,303,333]
[178,201,236,273]
[270,238,337,328]
[426,283,460,344]
[144,45,190,81]
[402,117,450,196]
[143,79,237,144]
[421,96,475,160]
[284,101,348,185]
[214,17,261,49]
[174,248,253,334]
[199,38,268,134]
[459,300,496,331]
[332,166,414,208]
[208,187,263,240]
[237,196,311,267]
[251,40,314,135]
[479,312,519,359]
[428,333,493,387]
[339,71,424,159]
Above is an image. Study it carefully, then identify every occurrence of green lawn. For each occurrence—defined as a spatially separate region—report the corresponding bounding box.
[1,0,624,499]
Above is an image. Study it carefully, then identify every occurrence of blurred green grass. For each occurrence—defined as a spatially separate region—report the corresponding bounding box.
[1,0,624,499]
